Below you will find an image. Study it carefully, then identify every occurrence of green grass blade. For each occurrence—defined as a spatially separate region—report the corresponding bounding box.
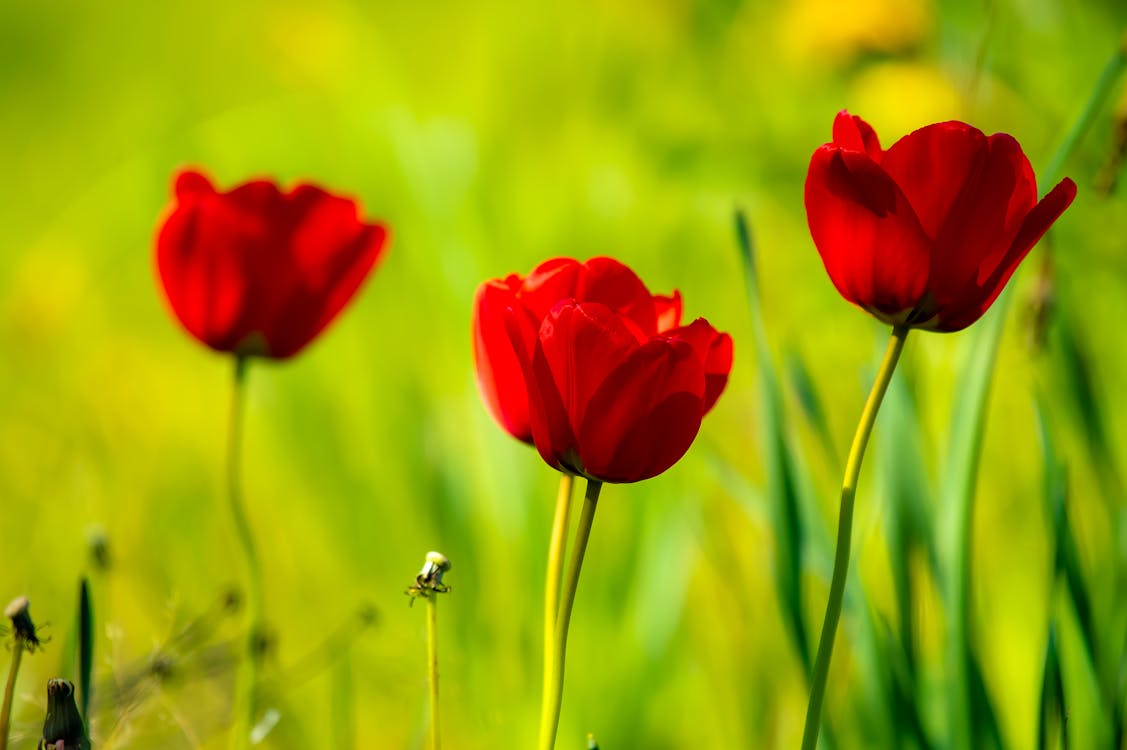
[331,647,354,749]
[1035,396,1097,668]
[1049,305,1125,505]
[941,291,1006,750]
[1038,624,1067,750]
[878,615,933,750]
[734,209,811,676]
[877,362,935,678]
[784,348,839,471]
[969,648,1005,750]
[77,577,93,724]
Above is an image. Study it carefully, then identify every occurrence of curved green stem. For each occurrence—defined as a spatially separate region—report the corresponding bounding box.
[541,473,575,716]
[801,327,909,750]
[537,478,602,750]
[228,356,263,750]
[427,596,441,750]
[0,639,24,750]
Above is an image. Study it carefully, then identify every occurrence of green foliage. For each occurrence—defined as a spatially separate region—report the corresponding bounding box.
[0,1,1125,748]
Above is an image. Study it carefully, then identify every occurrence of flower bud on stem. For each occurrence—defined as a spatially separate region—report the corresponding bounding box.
[1,596,40,750]
[40,679,89,750]
[800,327,908,750]
[407,551,451,750]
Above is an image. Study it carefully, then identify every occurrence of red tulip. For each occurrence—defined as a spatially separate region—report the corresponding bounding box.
[805,111,1076,332]
[156,169,389,359]
[473,257,687,444]
[485,259,732,484]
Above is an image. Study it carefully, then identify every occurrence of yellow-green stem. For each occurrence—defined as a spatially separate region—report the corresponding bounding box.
[0,638,24,750]
[541,473,575,718]
[801,327,908,750]
[228,356,263,750]
[427,595,441,750]
[537,478,602,750]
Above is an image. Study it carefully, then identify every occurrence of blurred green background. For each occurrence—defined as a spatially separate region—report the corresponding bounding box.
[1,0,1126,747]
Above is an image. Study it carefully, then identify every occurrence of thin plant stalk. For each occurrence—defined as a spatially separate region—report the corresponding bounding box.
[541,473,575,720]
[228,356,264,750]
[427,595,441,750]
[801,326,909,750]
[537,478,603,750]
[0,638,24,750]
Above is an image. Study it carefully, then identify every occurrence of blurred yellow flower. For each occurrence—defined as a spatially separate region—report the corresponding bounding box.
[849,61,964,135]
[778,0,931,65]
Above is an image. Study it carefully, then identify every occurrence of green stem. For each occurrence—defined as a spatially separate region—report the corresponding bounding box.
[541,473,575,721]
[427,595,441,750]
[228,356,263,750]
[0,638,24,750]
[801,327,909,750]
[537,478,602,750]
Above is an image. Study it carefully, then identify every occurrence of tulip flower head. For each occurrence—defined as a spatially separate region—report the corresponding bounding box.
[475,257,732,484]
[473,257,685,444]
[805,111,1076,331]
[156,169,389,359]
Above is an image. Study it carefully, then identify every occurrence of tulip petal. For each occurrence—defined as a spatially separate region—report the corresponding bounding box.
[157,190,251,351]
[174,169,215,199]
[887,130,1038,311]
[268,189,388,357]
[520,257,659,335]
[664,319,733,414]
[523,302,643,473]
[654,291,683,332]
[936,177,1076,331]
[880,121,992,241]
[473,278,534,442]
[805,146,932,320]
[539,302,643,431]
[832,110,883,160]
[577,338,705,483]
[507,301,575,470]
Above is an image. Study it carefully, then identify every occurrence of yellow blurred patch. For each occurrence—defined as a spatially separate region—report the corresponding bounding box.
[850,62,964,138]
[2,240,86,348]
[779,0,932,64]
[268,3,359,88]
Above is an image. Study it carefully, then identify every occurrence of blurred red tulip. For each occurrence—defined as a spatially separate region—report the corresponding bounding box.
[805,110,1076,331]
[473,257,685,444]
[156,169,389,359]
[477,257,732,483]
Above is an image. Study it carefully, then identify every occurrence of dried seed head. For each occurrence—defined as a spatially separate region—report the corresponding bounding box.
[406,550,452,603]
[421,551,451,582]
[6,595,40,648]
